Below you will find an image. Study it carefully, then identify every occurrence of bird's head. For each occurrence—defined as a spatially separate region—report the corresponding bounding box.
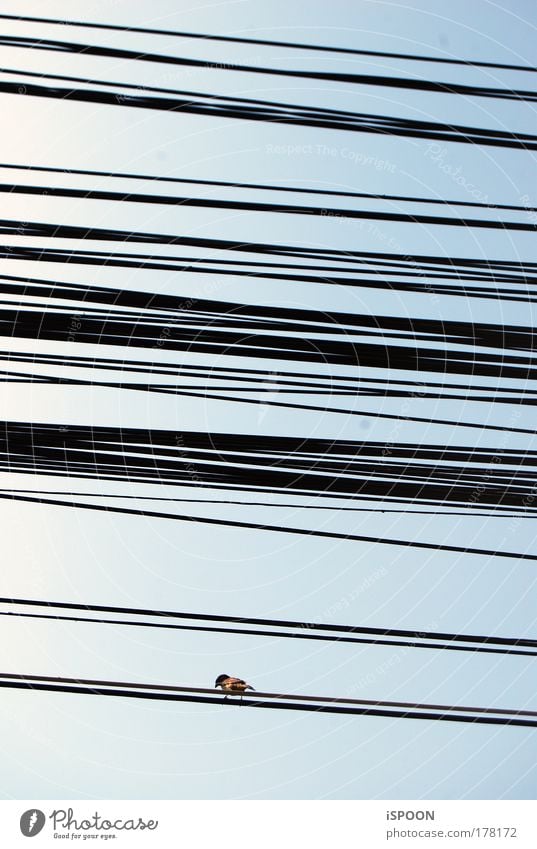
[215,674,229,687]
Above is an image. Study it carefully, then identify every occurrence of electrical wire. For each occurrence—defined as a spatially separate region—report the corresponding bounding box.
[2,33,537,103]
[0,674,535,727]
[1,599,536,656]
[1,13,535,73]
[1,161,534,213]
[2,72,536,149]
[2,596,534,650]
[2,181,533,230]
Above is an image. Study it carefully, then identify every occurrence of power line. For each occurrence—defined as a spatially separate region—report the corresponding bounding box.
[0,674,535,726]
[3,73,537,150]
[1,161,534,213]
[6,368,536,410]
[9,608,536,656]
[2,34,536,103]
[1,356,533,433]
[4,370,537,411]
[1,487,532,521]
[2,486,536,564]
[1,489,531,519]
[3,423,536,509]
[2,346,536,408]
[0,13,535,73]
[2,182,533,231]
[3,243,535,304]
[2,222,534,282]
[2,597,535,654]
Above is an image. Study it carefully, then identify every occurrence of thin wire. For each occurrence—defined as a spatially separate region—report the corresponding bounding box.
[2,182,533,231]
[0,488,530,519]
[1,34,536,103]
[1,161,534,212]
[0,675,535,726]
[3,609,537,657]
[4,245,535,306]
[1,73,535,150]
[0,13,535,73]
[2,491,536,562]
[2,597,535,651]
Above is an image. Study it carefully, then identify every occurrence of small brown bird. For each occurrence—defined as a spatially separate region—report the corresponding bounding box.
[215,674,255,698]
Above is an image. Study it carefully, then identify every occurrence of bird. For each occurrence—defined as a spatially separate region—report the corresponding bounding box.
[214,674,255,701]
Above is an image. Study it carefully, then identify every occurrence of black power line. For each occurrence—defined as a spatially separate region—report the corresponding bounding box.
[3,242,535,303]
[0,674,535,727]
[1,488,531,519]
[2,346,537,408]
[1,161,534,213]
[2,34,536,103]
[2,182,533,231]
[3,71,537,150]
[3,423,536,508]
[1,479,536,563]
[0,13,535,73]
[1,597,535,654]
[3,609,537,658]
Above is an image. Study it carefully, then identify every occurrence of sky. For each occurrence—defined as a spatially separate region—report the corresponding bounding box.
[0,0,536,799]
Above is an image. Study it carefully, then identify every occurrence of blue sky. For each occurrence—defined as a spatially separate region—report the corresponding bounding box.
[0,0,536,799]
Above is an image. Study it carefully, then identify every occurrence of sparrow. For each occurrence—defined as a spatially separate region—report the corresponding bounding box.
[214,674,255,697]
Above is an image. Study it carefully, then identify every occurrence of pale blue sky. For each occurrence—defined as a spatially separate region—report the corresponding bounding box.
[0,0,536,799]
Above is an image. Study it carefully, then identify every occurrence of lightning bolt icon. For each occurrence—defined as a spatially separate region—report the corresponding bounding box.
[28,811,38,833]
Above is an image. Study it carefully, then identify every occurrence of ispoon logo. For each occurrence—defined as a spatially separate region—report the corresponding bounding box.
[20,809,46,837]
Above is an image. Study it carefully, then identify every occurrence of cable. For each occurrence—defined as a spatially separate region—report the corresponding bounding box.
[1,34,536,103]
[4,490,535,562]
[1,488,531,518]
[3,224,535,282]
[3,244,535,304]
[1,161,534,213]
[2,182,534,231]
[4,267,536,352]
[4,369,537,410]
[3,423,537,510]
[1,605,536,657]
[0,674,535,726]
[2,596,534,651]
[3,73,537,150]
[2,347,537,408]
[0,13,535,73]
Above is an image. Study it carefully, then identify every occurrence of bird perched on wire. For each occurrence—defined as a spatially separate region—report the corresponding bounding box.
[214,674,255,699]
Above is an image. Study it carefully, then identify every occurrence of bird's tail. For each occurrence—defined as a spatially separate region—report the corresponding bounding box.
[246,685,255,691]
